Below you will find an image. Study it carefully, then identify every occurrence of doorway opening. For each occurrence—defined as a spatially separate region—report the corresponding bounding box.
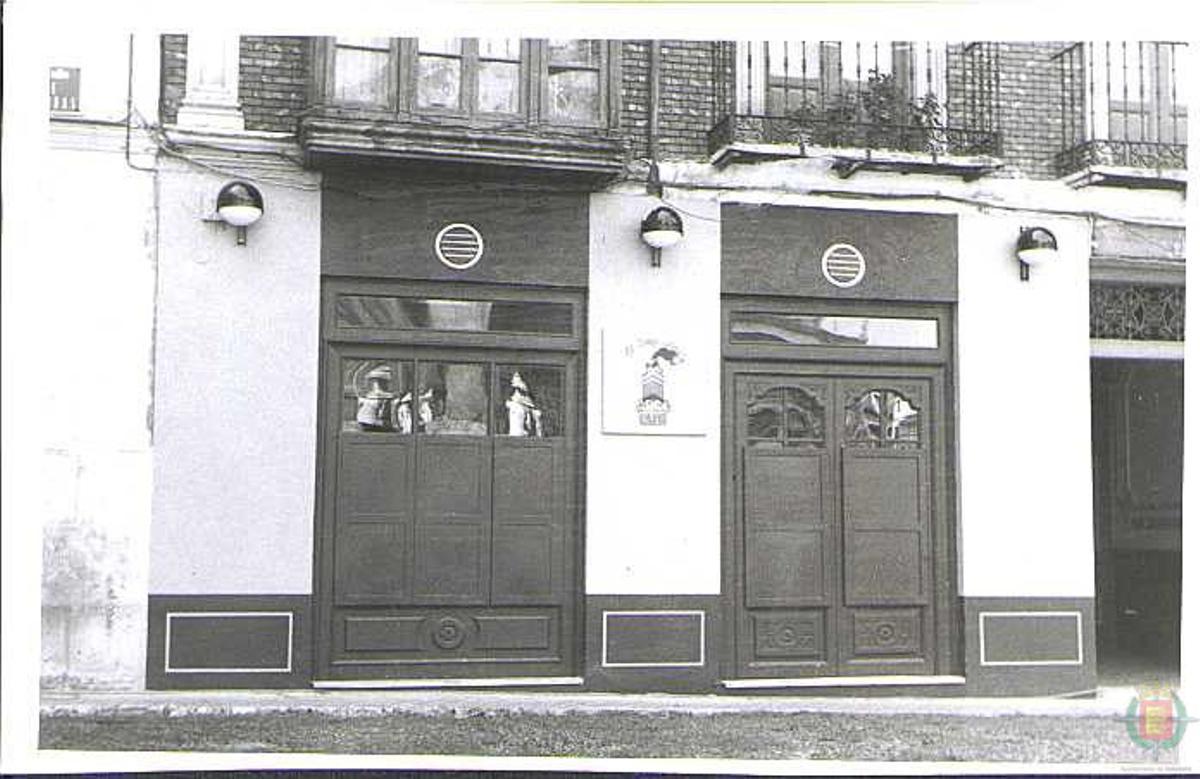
[1091,358,1183,686]
[314,281,585,684]
[721,300,957,682]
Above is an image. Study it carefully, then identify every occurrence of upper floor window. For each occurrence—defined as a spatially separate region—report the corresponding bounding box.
[747,41,947,117]
[321,37,611,127]
[735,42,947,122]
[1055,41,1187,174]
[722,41,990,156]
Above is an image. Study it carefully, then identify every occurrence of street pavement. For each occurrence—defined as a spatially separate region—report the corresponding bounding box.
[37,685,1190,766]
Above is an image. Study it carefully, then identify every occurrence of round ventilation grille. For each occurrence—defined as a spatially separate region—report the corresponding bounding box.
[820,243,866,288]
[434,223,484,270]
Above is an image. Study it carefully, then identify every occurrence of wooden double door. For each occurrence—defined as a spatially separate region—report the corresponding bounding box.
[729,363,951,678]
[316,345,580,681]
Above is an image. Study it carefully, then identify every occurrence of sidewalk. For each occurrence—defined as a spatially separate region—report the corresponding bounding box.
[41,685,1141,719]
[39,686,1184,764]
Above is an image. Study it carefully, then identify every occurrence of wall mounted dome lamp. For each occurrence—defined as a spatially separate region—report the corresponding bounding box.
[641,205,684,268]
[1015,226,1057,281]
[216,181,264,246]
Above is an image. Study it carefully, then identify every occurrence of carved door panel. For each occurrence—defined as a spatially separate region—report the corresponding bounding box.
[733,369,939,678]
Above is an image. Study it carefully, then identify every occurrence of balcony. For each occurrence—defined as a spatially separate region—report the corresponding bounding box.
[1054,42,1187,189]
[709,41,1003,179]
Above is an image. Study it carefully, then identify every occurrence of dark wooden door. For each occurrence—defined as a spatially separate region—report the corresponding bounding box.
[318,348,579,681]
[732,367,940,678]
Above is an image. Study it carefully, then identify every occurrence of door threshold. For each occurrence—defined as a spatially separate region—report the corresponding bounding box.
[723,675,966,689]
[314,676,585,690]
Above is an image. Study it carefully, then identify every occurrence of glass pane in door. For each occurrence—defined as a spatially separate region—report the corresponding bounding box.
[494,365,564,437]
[341,359,412,433]
[417,362,490,435]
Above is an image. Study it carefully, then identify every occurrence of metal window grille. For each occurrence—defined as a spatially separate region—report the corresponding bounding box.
[710,40,1001,157]
[1053,41,1187,173]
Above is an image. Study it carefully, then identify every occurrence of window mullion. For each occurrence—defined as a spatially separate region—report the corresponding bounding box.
[390,38,405,116]
[529,40,545,125]
[463,38,480,117]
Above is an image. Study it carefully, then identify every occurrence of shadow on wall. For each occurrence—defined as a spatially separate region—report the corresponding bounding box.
[41,513,144,690]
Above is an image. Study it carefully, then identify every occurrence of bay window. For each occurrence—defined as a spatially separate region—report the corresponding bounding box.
[318,37,612,127]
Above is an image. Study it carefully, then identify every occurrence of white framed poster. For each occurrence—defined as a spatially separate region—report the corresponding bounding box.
[602,328,706,435]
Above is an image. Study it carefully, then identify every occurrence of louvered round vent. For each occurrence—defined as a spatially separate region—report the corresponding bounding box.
[434,223,484,270]
[821,243,866,288]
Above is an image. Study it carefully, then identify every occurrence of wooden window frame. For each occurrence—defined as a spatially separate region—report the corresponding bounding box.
[315,37,618,129]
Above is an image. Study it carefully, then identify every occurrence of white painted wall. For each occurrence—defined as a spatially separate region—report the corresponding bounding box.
[47,30,160,123]
[956,211,1095,597]
[149,159,320,595]
[586,191,722,594]
[31,31,161,690]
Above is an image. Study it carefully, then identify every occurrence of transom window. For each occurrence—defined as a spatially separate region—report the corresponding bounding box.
[322,37,611,127]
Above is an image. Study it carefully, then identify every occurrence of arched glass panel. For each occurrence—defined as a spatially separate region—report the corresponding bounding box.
[844,388,920,446]
[747,384,825,446]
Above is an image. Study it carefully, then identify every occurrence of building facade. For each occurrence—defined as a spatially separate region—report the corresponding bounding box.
[42,35,1186,697]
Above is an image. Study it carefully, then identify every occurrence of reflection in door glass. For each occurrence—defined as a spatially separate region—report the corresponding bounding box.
[335,295,575,336]
[783,387,824,441]
[342,359,412,433]
[417,362,490,435]
[746,385,825,446]
[844,388,920,446]
[731,314,938,349]
[495,365,564,437]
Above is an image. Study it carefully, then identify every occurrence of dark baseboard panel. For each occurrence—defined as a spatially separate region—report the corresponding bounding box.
[147,595,311,689]
[585,595,722,692]
[963,596,1096,696]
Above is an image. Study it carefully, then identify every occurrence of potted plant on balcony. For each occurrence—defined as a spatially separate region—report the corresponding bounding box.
[788,69,947,155]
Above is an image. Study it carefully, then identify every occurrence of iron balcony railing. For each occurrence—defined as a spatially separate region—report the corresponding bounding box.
[709,41,1002,159]
[1053,41,1187,174]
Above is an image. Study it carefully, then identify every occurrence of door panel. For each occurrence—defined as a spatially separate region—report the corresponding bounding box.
[732,367,941,678]
[492,438,564,604]
[335,523,411,604]
[743,452,829,607]
[842,450,928,606]
[413,436,491,603]
[334,434,415,604]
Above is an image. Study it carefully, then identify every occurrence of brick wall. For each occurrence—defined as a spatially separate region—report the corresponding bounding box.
[620,40,722,163]
[991,42,1069,178]
[159,35,187,126]
[905,42,1071,180]
[239,36,308,133]
[658,41,721,160]
[620,40,651,162]
[158,35,308,133]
